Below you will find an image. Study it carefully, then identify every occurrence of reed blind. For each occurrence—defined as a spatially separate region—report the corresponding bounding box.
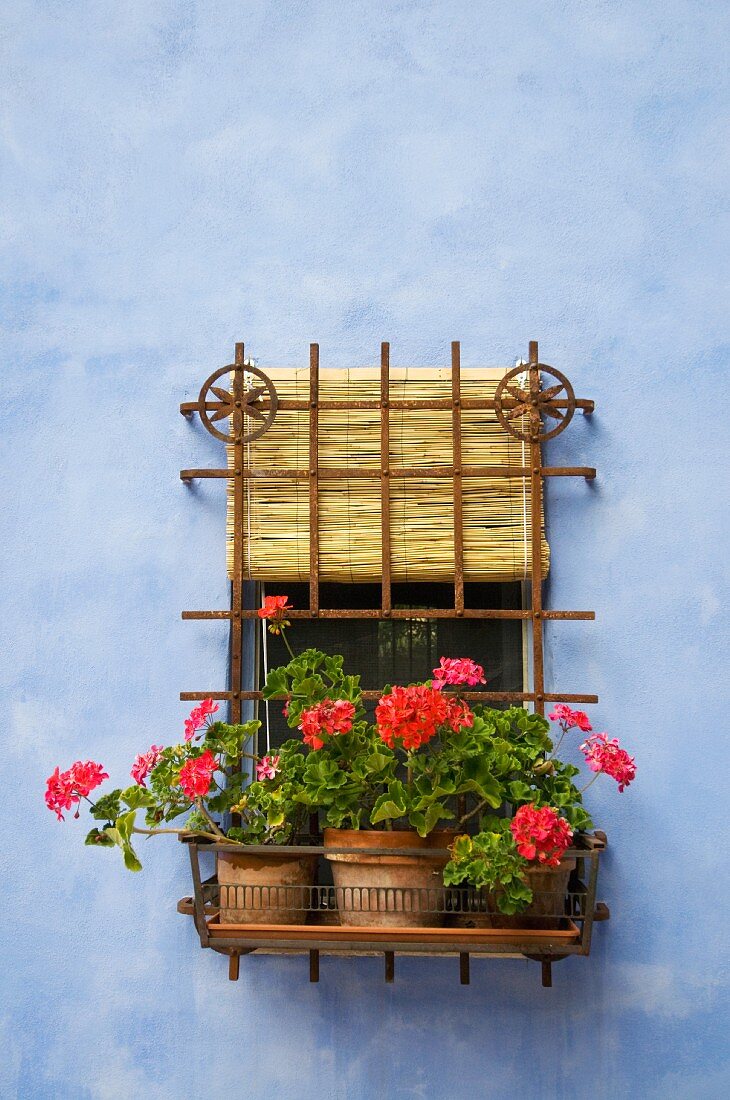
[226,367,549,584]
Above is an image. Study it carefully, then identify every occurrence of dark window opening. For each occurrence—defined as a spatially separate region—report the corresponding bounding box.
[254,582,524,752]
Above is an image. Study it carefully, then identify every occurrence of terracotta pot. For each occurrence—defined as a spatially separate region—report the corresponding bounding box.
[216,849,318,925]
[491,857,577,930]
[323,828,455,928]
[453,858,577,930]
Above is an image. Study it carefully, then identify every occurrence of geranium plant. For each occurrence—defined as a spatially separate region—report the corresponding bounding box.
[444,705,637,911]
[45,702,309,869]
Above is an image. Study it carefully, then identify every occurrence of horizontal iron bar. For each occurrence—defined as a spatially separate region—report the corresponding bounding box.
[180,398,595,415]
[179,465,596,481]
[182,609,595,621]
[180,469,229,480]
[180,690,600,703]
[203,937,587,956]
[185,841,600,857]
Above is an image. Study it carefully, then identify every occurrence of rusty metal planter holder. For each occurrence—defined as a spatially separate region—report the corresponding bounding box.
[178,339,608,985]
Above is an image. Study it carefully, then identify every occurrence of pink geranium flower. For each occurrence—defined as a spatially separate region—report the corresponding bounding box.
[256,754,281,781]
[131,745,164,787]
[432,657,486,689]
[184,698,219,742]
[178,749,217,800]
[580,733,636,792]
[548,703,592,732]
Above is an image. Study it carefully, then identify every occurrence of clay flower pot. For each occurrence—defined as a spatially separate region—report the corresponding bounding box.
[324,828,455,928]
[491,857,578,930]
[455,857,577,930]
[216,849,318,925]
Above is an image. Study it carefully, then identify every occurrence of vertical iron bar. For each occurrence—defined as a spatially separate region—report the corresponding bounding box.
[187,843,210,947]
[309,344,320,617]
[309,949,320,982]
[380,342,392,617]
[229,342,244,726]
[459,951,470,985]
[541,959,553,988]
[384,951,395,983]
[528,340,545,716]
[580,851,599,956]
[451,342,465,617]
[228,952,240,981]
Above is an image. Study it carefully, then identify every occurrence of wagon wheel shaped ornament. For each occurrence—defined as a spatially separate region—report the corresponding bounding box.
[495,363,576,443]
[197,364,278,444]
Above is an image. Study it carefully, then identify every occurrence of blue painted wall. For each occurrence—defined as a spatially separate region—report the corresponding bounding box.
[2,3,728,1097]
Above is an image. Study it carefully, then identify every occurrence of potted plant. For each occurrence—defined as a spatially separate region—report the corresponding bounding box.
[260,609,512,927]
[44,697,316,924]
[443,704,637,927]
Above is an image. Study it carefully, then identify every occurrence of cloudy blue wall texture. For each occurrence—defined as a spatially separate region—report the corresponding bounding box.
[2,2,728,1098]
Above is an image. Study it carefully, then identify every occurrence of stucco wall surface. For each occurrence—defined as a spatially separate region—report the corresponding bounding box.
[1,3,728,1098]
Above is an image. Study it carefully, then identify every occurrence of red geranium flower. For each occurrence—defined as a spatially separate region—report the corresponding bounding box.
[178,749,217,800]
[432,657,486,689]
[580,733,636,791]
[510,804,573,867]
[45,760,109,821]
[299,699,355,750]
[375,684,473,751]
[258,595,293,634]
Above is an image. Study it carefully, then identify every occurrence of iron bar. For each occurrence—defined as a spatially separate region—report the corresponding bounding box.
[180,465,595,480]
[229,343,245,726]
[452,342,465,616]
[181,689,599,704]
[182,608,595,621]
[528,341,545,716]
[181,398,595,415]
[380,343,392,616]
[309,344,319,616]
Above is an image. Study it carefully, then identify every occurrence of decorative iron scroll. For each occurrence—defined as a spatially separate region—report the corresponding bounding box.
[196,362,278,444]
[495,363,576,443]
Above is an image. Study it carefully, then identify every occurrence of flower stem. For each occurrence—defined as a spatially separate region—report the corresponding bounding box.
[195,798,229,840]
[458,797,489,828]
[280,628,296,661]
[580,772,601,794]
[132,825,243,845]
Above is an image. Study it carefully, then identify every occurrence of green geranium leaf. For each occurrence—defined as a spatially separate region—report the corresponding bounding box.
[120,785,156,811]
[122,843,143,872]
[370,780,408,825]
[85,828,115,847]
[409,803,454,838]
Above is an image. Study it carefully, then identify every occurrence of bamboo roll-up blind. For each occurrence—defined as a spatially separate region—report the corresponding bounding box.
[226,367,549,584]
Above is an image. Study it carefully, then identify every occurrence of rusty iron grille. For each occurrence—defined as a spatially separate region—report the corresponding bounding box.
[180,340,597,720]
